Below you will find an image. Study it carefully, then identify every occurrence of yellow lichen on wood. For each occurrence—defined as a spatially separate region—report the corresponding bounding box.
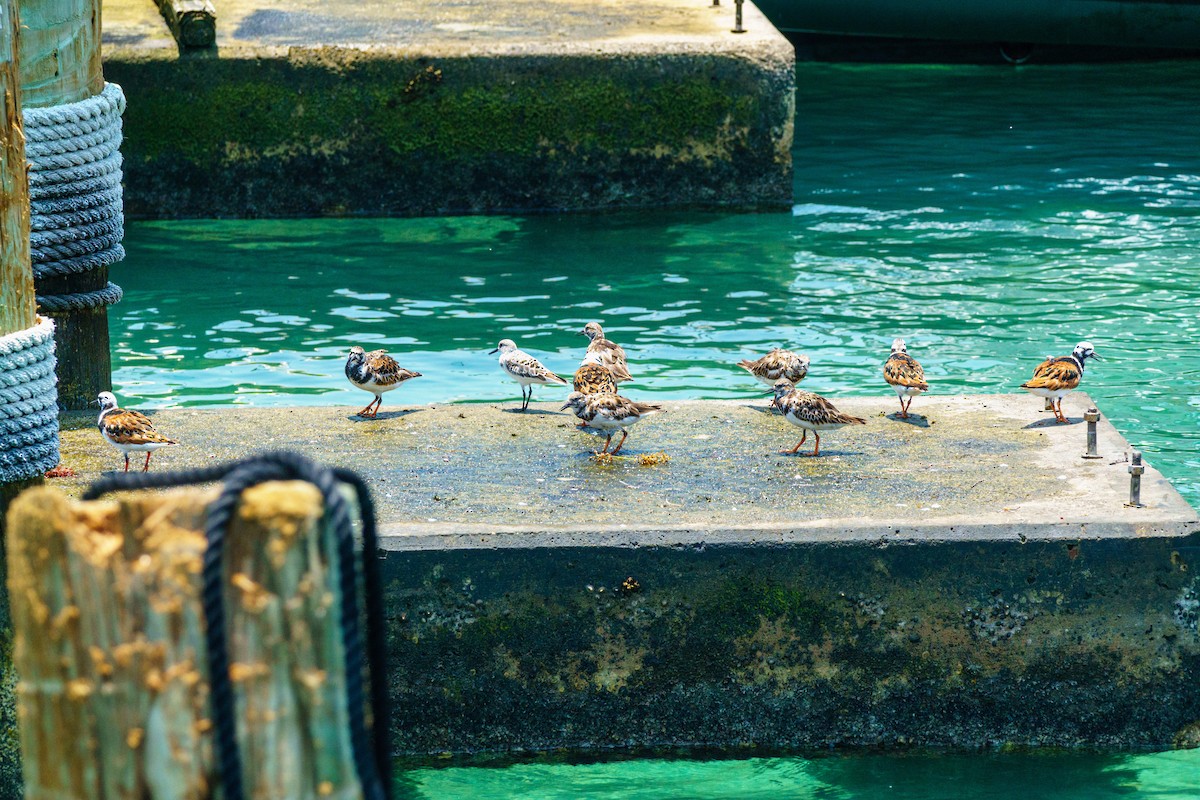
[5,481,367,799]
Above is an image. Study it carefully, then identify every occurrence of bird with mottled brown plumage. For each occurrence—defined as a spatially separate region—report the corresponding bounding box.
[770,379,865,457]
[96,391,179,472]
[581,322,632,382]
[882,338,929,419]
[1020,341,1100,423]
[561,391,663,454]
[345,346,422,418]
[737,348,810,388]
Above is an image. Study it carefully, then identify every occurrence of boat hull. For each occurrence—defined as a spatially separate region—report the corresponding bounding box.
[756,0,1200,50]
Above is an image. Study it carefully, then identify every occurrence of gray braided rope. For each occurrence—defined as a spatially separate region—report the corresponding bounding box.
[23,135,122,172]
[28,170,122,201]
[23,83,126,140]
[30,228,123,262]
[31,245,125,280]
[28,150,123,188]
[30,216,123,248]
[0,318,59,482]
[36,283,124,312]
[24,83,127,312]
[25,126,115,157]
[31,201,121,232]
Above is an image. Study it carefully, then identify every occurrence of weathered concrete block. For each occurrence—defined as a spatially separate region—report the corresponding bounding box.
[49,394,1200,752]
[382,533,1200,752]
[100,0,794,217]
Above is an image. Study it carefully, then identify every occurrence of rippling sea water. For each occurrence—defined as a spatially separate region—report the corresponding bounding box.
[113,62,1200,503]
[112,60,1200,796]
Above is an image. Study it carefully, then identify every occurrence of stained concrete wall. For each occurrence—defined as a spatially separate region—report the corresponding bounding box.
[100,0,795,217]
[383,531,1200,752]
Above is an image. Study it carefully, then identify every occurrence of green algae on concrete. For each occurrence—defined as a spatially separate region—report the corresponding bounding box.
[47,394,1200,752]
[99,0,794,217]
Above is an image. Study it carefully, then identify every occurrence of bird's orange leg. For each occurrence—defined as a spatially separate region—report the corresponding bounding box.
[123,454,130,472]
[898,397,909,419]
[598,434,613,454]
[359,397,382,418]
[783,431,808,454]
[807,432,822,457]
[143,452,152,472]
[1054,398,1068,424]
[610,430,630,455]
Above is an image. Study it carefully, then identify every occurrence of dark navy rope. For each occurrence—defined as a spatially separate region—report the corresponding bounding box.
[84,451,392,800]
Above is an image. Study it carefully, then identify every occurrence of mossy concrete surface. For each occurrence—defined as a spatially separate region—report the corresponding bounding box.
[46,394,1200,751]
[99,0,795,217]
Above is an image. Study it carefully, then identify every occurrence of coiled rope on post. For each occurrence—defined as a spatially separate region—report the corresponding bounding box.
[0,317,59,482]
[84,451,393,800]
[23,82,126,312]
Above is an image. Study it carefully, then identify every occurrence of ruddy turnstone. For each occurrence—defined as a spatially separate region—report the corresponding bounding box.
[491,338,569,411]
[882,338,929,419]
[573,353,619,396]
[345,346,422,418]
[96,391,179,472]
[771,379,866,457]
[581,322,632,382]
[560,391,664,454]
[1020,341,1100,423]
[737,348,810,387]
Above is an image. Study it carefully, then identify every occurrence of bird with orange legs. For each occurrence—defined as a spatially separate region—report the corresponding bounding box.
[770,379,866,457]
[1019,341,1100,423]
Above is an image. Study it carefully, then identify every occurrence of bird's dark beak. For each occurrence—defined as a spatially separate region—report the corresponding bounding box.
[578,330,588,337]
[1090,352,1103,361]
[488,348,499,355]
[559,402,571,412]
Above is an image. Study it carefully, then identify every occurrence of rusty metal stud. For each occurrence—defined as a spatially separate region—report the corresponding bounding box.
[1126,450,1145,508]
[1082,407,1102,459]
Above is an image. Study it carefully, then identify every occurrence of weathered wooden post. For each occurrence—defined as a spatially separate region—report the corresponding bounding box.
[2,0,49,794]
[5,476,383,799]
[19,0,121,411]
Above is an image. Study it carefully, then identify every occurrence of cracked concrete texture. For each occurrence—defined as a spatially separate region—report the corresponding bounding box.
[53,393,1197,542]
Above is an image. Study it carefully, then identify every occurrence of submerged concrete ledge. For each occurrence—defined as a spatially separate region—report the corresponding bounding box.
[100,0,795,217]
[52,394,1200,751]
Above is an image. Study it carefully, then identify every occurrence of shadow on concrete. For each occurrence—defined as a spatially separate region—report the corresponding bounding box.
[887,413,931,428]
[743,404,779,415]
[500,408,569,416]
[775,449,864,458]
[1024,417,1079,429]
[347,408,424,422]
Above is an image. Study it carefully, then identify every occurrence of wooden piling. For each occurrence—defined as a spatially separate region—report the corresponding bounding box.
[5,482,370,799]
[2,1,42,794]
[19,0,111,411]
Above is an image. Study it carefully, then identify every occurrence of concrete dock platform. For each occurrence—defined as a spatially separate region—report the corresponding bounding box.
[43,393,1200,752]
[99,0,795,217]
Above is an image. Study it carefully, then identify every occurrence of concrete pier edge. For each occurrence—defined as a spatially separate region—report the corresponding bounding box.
[20,393,1199,753]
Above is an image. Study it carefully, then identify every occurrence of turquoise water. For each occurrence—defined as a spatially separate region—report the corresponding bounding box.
[111,60,1200,795]
[396,749,1200,800]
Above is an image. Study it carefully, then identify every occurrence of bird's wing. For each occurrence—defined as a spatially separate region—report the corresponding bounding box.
[366,350,420,385]
[102,409,178,445]
[1022,358,1081,390]
[883,353,928,389]
[508,353,568,384]
[574,364,618,394]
